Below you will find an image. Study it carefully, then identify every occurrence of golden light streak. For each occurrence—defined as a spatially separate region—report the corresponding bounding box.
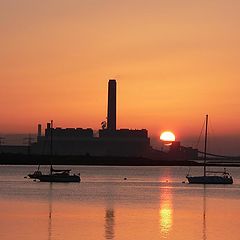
[159,186,173,237]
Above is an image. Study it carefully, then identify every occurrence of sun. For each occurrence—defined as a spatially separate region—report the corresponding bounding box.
[160,131,176,142]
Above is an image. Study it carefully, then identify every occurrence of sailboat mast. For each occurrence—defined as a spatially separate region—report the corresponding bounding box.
[204,115,208,177]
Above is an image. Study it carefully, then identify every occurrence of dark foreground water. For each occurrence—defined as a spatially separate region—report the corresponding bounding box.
[0,165,240,240]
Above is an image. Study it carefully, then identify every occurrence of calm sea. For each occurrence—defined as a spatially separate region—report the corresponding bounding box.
[0,165,240,240]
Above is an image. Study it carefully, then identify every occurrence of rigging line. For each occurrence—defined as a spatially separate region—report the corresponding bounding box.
[208,118,214,154]
[207,119,211,154]
[208,118,221,155]
[197,150,235,159]
[194,118,205,149]
[189,118,205,175]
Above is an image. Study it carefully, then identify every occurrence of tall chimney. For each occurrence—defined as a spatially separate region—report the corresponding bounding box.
[37,124,42,137]
[107,79,117,131]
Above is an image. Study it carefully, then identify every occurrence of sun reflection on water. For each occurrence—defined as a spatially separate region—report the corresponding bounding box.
[159,186,173,238]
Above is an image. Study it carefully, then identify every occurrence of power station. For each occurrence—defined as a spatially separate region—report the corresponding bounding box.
[31,80,151,157]
[0,79,198,161]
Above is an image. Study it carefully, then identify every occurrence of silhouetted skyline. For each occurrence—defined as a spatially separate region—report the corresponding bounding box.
[1,1,240,155]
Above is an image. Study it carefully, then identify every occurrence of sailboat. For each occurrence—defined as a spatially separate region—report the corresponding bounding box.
[28,121,81,183]
[186,115,233,184]
[35,165,80,183]
[28,164,42,179]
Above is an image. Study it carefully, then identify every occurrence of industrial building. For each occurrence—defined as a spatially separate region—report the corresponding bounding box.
[31,80,151,157]
[0,79,198,161]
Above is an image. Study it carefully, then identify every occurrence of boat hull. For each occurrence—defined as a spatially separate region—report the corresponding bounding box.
[28,171,42,179]
[36,175,80,183]
[186,176,233,184]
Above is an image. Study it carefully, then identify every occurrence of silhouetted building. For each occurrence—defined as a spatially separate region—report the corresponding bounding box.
[2,79,198,160]
[98,129,150,156]
[0,145,28,154]
[31,124,150,157]
[107,79,117,131]
[37,124,42,141]
[168,141,198,160]
[30,79,151,157]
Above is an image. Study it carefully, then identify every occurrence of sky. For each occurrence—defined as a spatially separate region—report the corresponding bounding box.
[0,0,240,154]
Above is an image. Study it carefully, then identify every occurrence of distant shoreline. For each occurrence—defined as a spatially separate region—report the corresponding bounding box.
[1,153,240,167]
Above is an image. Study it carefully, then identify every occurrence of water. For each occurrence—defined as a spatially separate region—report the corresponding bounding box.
[0,165,240,240]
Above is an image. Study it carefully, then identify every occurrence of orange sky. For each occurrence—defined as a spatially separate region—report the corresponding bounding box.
[0,1,240,154]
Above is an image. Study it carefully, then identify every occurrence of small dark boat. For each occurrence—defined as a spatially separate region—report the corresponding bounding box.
[28,120,81,183]
[28,170,42,179]
[28,164,42,179]
[36,167,80,183]
[186,115,233,184]
[29,166,80,182]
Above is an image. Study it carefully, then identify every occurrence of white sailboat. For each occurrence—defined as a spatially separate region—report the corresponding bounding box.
[186,115,233,184]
